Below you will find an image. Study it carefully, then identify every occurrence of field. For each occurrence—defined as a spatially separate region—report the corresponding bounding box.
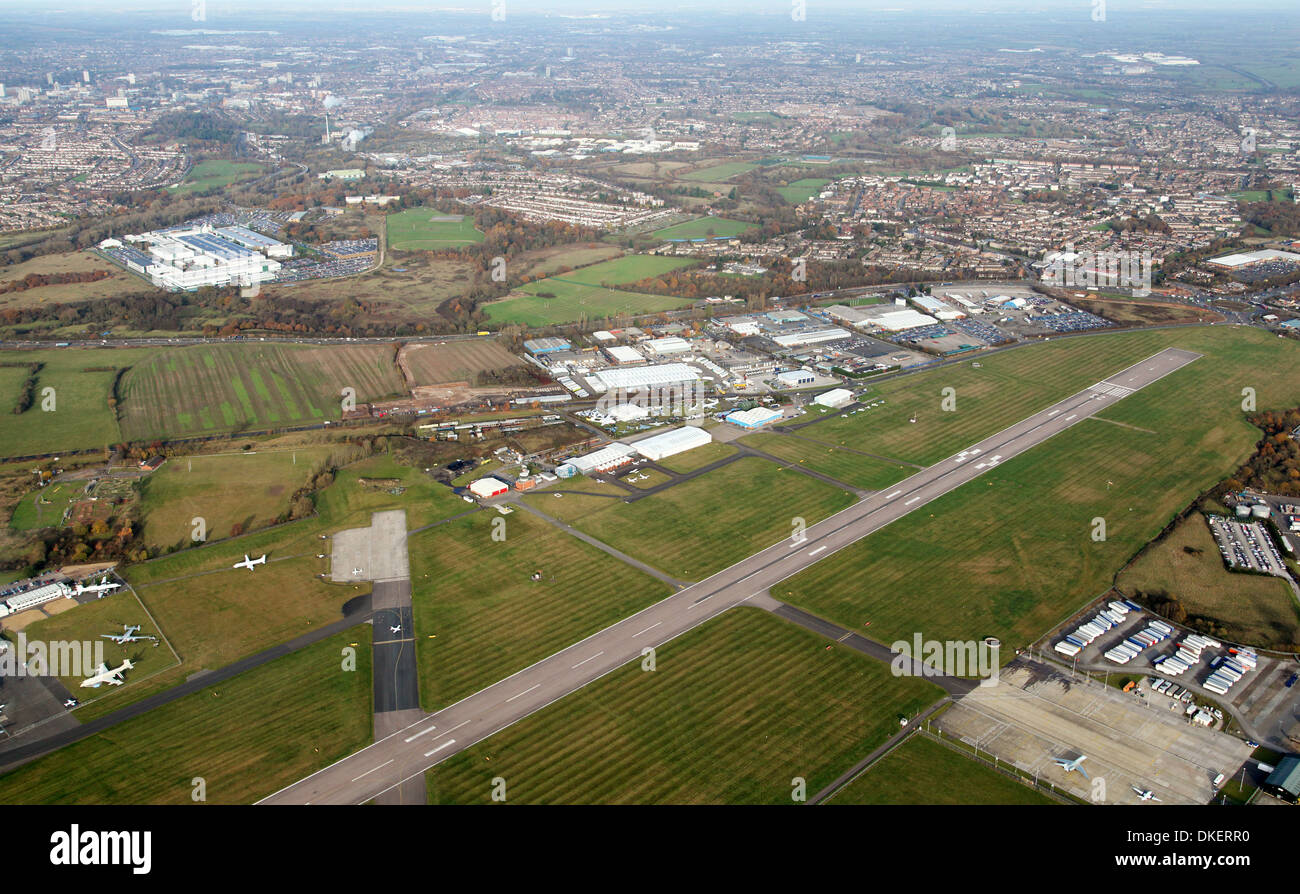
[482,255,697,326]
[398,340,523,387]
[0,627,371,805]
[0,250,144,312]
[651,440,738,473]
[386,209,484,250]
[741,431,914,490]
[650,216,753,241]
[426,607,941,804]
[168,159,264,194]
[1069,295,1224,326]
[409,509,672,710]
[9,480,84,530]
[0,347,158,458]
[774,326,1300,653]
[681,161,759,182]
[1117,513,1300,650]
[525,456,855,581]
[830,733,1057,805]
[117,342,407,441]
[777,178,831,203]
[136,446,345,550]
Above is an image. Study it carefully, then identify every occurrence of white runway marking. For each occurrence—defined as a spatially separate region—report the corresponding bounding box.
[506,684,540,703]
[571,651,605,669]
[632,622,661,637]
[886,490,902,499]
[351,760,393,782]
[808,545,826,556]
[904,496,920,505]
[423,740,456,758]
[404,724,438,743]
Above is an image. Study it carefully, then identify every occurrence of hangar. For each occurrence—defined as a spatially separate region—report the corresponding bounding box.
[632,425,712,461]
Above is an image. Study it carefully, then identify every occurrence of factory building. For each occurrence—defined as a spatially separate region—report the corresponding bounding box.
[0,580,73,617]
[591,363,701,393]
[631,425,712,461]
[814,388,854,409]
[771,328,851,348]
[605,345,644,365]
[644,336,691,356]
[523,337,572,356]
[109,227,284,292]
[726,406,783,429]
[565,442,638,475]
[776,369,815,388]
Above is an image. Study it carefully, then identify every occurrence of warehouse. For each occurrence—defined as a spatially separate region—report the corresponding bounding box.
[0,580,72,617]
[726,406,782,429]
[1263,756,1300,803]
[771,328,851,348]
[523,337,572,356]
[605,345,644,365]
[644,336,691,356]
[631,425,712,461]
[591,363,701,392]
[468,477,510,499]
[776,369,815,387]
[814,387,854,409]
[567,442,638,475]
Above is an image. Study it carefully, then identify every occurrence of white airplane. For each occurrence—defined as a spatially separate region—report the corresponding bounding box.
[73,576,121,597]
[352,567,363,576]
[1052,755,1090,779]
[232,554,267,571]
[390,624,402,634]
[64,698,78,708]
[100,624,156,645]
[1131,785,1161,802]
[80,658,134,688]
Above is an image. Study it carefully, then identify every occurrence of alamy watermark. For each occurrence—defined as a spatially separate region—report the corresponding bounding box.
[890,633,1000,687]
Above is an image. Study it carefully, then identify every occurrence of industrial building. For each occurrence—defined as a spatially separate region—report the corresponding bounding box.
[631,425,712,461]
[102,226,286,292]
[468,477,510,499]
[771,328,851,348]
[562,442,638,475]
[775,369,815,387]
[1263,756,1300,803]
[605,345,644,365]
[644,336,691,356]
[590,363,701,393]
[523,337,572,356]
[814,387,854,409]
[726,406,782,429]
[0,580,72,617]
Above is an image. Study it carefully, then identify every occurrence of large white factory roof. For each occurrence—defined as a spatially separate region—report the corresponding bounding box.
[1207,249,1300,268]
[606,345,644,364]
[868,309,938,332]
[592,363,701,391]
[569,442,638,474]
[645,336,691,355]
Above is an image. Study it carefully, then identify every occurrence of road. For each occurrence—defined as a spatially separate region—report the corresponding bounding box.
[258,347,1201,805]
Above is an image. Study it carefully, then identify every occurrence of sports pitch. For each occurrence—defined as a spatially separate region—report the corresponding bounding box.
[482,255,697,326]
[650,216,753,241]
[386,209,485,250]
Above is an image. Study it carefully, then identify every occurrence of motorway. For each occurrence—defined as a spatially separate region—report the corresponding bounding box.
[258,347,1201,805]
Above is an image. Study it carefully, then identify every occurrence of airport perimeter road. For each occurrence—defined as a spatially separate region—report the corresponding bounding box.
[259,348,1200,805]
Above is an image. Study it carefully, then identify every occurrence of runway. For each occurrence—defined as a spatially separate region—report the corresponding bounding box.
[258,347,1200,805]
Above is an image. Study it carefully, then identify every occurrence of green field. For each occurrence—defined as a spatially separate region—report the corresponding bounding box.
[650,216,753,241]
[774,326,1300,653]
[9,481,84,530]
[682,161,759,181]
[777,178,831,203]
[831,733,1058,805]
[1117,513,1300,650]
[117,343,407,441]
[168,159,264,194]
[0,347,157,458]
[386,209,485,250]
[525,456,855,581]
[426,607,942,804]
[741,431,914,490]
[483,255,697,326]
[0,627,371,804]
[410,510,672,710]
[137,446,346,549]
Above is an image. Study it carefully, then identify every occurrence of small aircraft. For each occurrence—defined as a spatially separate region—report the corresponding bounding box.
[1051,755,1090,779]
[100,624,157,645]
[390,624,402,634]
[232,554,267,571]
[64,698,78,708]
[73,576,121,597]
[1131,785,1161,802]
[352,567,363,576]
[80,658,135,689]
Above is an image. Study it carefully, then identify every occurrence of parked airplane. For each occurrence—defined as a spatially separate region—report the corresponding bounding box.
[1052,755,1090,779]
[73,576,121,597]
[390,624,402,634]
[233,554,267,571]
[1131,785,1161,802]
[100,624,157,645]
[80,659,134,688]
[64,698,78,708]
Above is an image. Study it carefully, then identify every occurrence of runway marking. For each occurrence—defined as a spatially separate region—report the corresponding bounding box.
[885,490,902,499]
[423,740,456,758]
[351,759,393,782]
[904,496,920,506]
[808,545,826,556]
[1064,414,1077,421]
[632,622,661,637]
[1048,410,1060,417]
[571,650,605,669]
[506,684,540,703]
[441,719,470,736]
[404,724,438,743]
[373,637,415,646]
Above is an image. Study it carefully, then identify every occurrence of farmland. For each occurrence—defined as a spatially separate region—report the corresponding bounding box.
[167,159,264,194]
[831,733,1058,805]
[386,209,484,250]
[425,607,941,804]
[525,456,855,581]
[409,510,672,711]
[775,326,1300,653]
[0,250,144,312]
[0,627,372,805]
[482,255,697,326]
[116,342,407,441]
[650,216,753,241]
[398,339,524,387]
